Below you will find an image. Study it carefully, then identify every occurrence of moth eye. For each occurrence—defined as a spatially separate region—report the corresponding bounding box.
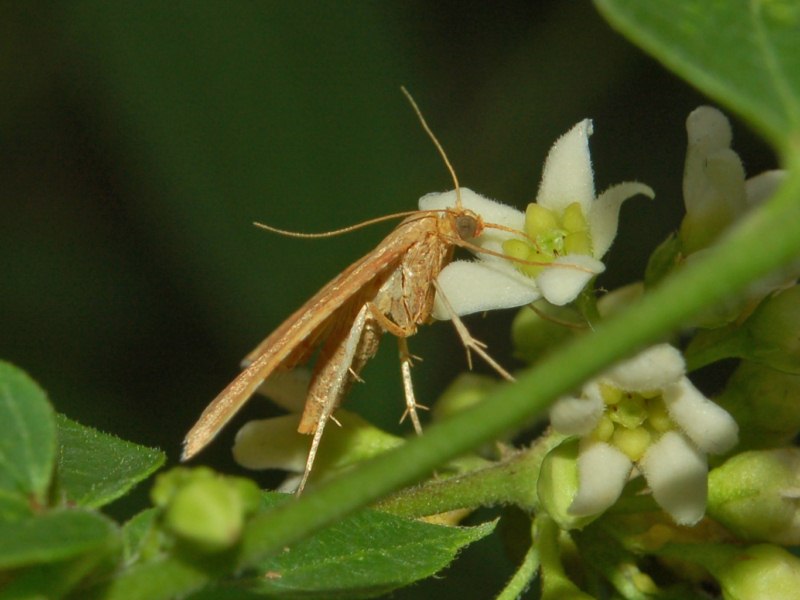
[456,215,479,239]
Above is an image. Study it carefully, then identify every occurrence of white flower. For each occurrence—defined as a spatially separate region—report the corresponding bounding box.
[420,120,653,318]
[680,106,786,254]
[549,344,738,526]
[231,370,403,491]
[678,106,793,326]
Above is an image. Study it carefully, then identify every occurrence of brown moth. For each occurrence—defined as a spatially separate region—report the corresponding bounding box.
[182,90,536,492]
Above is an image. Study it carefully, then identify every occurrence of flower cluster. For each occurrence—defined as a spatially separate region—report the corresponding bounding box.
[420,119,653,317]
[549,344,738,525]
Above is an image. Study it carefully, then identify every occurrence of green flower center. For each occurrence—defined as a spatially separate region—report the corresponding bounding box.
[502,202,593,277]
[591,383,674,461]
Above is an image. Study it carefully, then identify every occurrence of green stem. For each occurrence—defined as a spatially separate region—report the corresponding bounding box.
[496,517,540,600]
[377,432,566,518]
[238,163,800,570]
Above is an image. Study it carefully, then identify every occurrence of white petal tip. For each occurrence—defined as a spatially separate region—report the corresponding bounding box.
[537,255,604,306]
[640,432,708,526]
[568,442,633,517]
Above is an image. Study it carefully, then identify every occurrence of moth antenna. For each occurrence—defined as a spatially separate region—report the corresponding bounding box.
[253,209,426,238]
[400,86,462,209]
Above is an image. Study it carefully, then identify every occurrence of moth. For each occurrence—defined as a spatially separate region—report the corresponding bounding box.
[182,90,552,492]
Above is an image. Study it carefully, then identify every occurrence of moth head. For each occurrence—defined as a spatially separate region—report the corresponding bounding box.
[454,209,483,240]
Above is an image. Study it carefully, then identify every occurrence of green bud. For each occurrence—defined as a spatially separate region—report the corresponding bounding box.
[658,542,800,600]
[708,449,800,545]
[151,467,261,552]
[685,285,800,372]
[716,544,800,600]
[432,373,497,422]
[537,439,597,530]
[510,301,578,363]
[713,361,800,450]
[741,285,800,373]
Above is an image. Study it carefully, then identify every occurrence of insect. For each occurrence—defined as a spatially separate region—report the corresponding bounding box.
[182,89,558,493]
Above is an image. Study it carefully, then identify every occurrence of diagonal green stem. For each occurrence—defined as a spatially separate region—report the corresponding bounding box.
[238,161,800,569]
[496,516,540,600]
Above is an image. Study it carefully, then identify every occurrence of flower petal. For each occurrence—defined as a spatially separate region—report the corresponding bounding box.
[535,254,604,306]
[418,187,525,232]
[550,387,604,435]
[602,344,686,392]
[233,415,307,472]
[536,119,595,215]
[432,259,540,319]
[253,369,311,413]
[663,378,738,454]
[589,182,654,258]
[639,431,708,526]
[745,170,787,207]
[568,441,632,517]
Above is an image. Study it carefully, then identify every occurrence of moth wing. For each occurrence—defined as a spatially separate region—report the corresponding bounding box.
[182,224,421,460]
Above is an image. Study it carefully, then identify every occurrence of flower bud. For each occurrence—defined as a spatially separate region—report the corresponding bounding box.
[537,439,597,530]
[739,285,800,373]
[511,301,578,363]
[708,449,800,544]
[151,467,261,551]
[680,106,747,254]
[715,544,800,600]
[431,373,498,422]
[686,285,800,371]
[234,410,402,486]
[713,361,800,450]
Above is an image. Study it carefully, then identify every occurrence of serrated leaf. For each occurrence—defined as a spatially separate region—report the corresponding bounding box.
[228,493,496,599]
[0,508,118,570]
[0,361,57,506]
[595,0,800,151]
[93,493,496,600]
[55,414,165,508]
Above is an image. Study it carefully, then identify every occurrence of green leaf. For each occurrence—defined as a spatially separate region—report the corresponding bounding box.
[121,508,159,564]
[595,0,800,151]
[96,493,495,600]
[0,508,118,570]
[84,556,210,600]
[0,549,116,600]
[0,361,57,506]
[230,494,496,599]
[0,490,32,522]
[55,414,165,509]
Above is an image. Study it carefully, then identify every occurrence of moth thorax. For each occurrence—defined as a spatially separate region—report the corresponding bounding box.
[455,212,481,240]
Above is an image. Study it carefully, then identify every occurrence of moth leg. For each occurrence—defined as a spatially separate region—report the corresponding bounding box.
[433,279,515,382]
[297,304,371,495]
[365,303,426,435]
[397,337,425,435]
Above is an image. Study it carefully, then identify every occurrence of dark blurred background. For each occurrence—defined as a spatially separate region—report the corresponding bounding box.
[0,2,775,596]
